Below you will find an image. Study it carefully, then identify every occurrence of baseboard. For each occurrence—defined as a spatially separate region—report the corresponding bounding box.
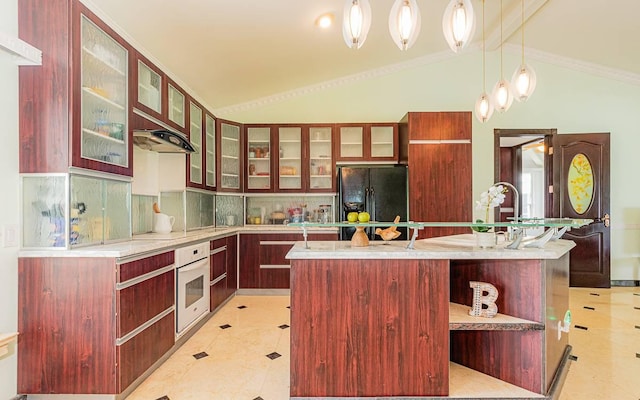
[611,280,640,287]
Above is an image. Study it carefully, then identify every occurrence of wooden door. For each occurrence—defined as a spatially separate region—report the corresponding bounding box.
[553,133,610,287]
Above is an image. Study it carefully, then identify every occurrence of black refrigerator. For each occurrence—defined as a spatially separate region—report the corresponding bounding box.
[338,165,408,241]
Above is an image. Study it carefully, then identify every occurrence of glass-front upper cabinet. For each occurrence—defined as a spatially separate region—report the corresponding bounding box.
[337,125,363,159]
[136,58,162,115]
[220,122,241,190]
[80,15,128,168]
[336,123,398,162]
[188,101,203,186]
[246,126,272,191]
[308,126,334,191]
[205,114,216,189]
[278,127,302,191]
[370,124,396,159]
[167,81,186,130]
[21,174,131,249]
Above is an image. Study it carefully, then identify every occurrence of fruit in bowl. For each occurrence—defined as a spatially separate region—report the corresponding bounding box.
[357,211,370,223]
[347,212,359,222]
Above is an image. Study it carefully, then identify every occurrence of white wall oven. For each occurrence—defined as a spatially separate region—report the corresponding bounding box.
[175,241,210,337]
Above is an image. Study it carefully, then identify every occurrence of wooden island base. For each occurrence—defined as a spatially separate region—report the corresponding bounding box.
[287,236,575,399]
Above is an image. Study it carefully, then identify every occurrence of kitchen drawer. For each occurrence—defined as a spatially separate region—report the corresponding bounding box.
[210,238,227,280]
[210,276,227,311]
[118,251,175,282]
[116,311,174,392]
[116,269,174,337]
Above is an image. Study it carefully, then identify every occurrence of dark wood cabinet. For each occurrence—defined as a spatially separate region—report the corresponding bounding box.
[226,234,238,298]
[449,255,571,394]
[187,99,205,189]
[18,250,175,395]
[244,124,335,193]
[401,112,472,238]
[218,119,243,192]
[239,232,338,289]
[130,50,165,121]
[19,0,133,176]
[336,123,398,163]
[209,235,238,311]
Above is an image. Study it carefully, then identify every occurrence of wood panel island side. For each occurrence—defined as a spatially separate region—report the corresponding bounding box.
[286,234,575,399]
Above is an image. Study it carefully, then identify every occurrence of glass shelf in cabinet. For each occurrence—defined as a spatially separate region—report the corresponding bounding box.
[82,128,126,145]
[82,87,125,110]
[81,46,125,76]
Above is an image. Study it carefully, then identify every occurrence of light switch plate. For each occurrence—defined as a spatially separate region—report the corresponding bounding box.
[2,224,19,247]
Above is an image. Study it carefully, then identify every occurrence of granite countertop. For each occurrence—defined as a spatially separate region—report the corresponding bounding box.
[19,225,338,259]
[286,234,575,260]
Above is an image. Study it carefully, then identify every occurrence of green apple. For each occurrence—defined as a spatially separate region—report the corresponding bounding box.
[347,212,359,222]
[357,211,370,223]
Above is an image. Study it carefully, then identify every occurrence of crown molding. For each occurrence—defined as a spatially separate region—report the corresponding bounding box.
[213,50,460,116]
[506,43,640,86]
[216,43,640,117]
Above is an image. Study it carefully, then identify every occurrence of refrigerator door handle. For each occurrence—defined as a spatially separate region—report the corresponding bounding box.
[370,187,376,222]
[364,187,369,211]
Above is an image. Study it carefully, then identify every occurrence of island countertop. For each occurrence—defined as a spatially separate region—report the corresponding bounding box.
[286,233,575,260]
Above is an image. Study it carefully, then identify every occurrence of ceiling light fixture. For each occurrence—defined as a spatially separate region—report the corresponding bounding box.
[491,0,513,113]
[316,13,335,29]
[342,0,372,49]
[388,0,421,51]
[511,0,537,101]
[475,0,493,123]
[442,0,475,53]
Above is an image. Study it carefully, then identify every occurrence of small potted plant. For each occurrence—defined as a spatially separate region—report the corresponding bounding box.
[472,184,508,247]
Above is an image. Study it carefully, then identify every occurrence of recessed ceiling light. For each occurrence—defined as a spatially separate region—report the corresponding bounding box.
[316,13,334,29]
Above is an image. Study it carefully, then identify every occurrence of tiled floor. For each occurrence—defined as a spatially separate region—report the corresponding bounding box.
[126,287,640,400]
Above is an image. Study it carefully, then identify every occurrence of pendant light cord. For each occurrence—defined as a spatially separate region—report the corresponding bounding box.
[521,0,525,64]
[482,0,486,92]
[499,0,504,79]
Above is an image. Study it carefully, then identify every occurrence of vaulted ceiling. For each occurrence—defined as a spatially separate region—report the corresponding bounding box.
[85,0,640,113]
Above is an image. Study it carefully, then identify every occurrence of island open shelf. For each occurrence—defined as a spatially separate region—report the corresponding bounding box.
[287,235,574,399]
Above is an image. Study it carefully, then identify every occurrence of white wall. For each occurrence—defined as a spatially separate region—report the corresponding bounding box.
[0,0,20,397]
[224,51,640,281]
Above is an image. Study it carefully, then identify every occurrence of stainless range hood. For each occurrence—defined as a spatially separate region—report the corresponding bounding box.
[133,129,196,153]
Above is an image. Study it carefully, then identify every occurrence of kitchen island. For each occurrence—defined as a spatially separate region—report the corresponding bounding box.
[286,234,574,399]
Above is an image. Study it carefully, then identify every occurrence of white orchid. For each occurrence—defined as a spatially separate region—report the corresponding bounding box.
[473,184,508,232]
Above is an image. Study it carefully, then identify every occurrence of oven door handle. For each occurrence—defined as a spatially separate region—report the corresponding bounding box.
[178,258,208,273]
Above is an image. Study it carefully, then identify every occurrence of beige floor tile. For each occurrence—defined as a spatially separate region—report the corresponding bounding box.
[127,289,640,399]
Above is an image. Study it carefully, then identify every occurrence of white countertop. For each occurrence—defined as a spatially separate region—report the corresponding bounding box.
[19,225,338,259]
[286,234,575,260]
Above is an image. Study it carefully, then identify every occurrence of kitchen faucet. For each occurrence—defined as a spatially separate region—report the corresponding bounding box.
[492,181,519,225]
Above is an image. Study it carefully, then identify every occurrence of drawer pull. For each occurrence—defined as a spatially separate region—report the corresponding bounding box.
[260,264,290,269]
[116,306,174,346]
[117,264,175,290]
[259,241,297,246]
[210,246,227,255]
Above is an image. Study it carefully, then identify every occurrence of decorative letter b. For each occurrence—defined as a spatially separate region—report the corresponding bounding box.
[469,281,499,318]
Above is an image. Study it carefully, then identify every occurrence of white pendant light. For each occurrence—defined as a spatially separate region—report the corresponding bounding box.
[442,0,476,53]
[491,0,513,113]
[511,0,537,101]
[388,0,421,51]
[475,0,493,123]
[342,0,372,49]
[475,93,494,123]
